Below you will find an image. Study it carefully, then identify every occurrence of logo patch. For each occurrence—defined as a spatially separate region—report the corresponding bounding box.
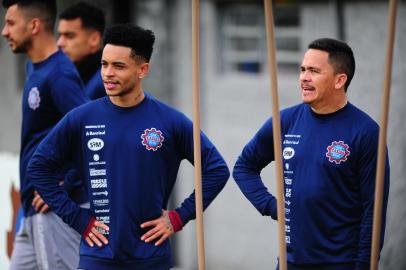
[28,87,41,110]
[283,147,295,160]
[141,128,164,151]
[87,138,104,151]
[326,141,350,164]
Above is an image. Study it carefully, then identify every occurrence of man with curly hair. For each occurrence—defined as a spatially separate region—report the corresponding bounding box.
[28,23,230,270]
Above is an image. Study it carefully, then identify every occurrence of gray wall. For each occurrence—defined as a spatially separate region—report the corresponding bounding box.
[0,1,405,269]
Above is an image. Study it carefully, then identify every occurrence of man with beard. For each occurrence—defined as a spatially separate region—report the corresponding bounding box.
[1,0,89,269]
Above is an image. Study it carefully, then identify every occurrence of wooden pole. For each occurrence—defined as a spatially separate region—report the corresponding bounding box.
[370,0,397,269]
[192,0,206,269]
[263,1,287,269]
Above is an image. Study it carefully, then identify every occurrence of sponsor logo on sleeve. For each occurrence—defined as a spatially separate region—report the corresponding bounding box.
[141,128,164,151]
[326,141,350,164]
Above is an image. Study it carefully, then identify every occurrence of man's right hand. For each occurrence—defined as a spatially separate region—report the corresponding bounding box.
[84,220,110,247]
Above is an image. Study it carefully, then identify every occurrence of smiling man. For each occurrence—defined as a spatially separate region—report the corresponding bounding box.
[233,38,390,270]
[28,23,229,270]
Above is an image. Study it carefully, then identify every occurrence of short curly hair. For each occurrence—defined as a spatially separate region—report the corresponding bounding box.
[103,23,155,63]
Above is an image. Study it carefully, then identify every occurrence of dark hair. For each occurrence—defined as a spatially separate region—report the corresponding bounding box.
[59,1,105,34]
[308,38,355,92]
[2,0,57,32]
[103,23,155,63]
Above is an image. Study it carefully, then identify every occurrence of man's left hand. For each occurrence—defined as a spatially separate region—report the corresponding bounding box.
[32,190,50,213]
[140,210,174,246]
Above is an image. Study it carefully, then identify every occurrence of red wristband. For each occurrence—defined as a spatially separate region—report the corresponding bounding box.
[82,216,96,238]
[168,210,183,232]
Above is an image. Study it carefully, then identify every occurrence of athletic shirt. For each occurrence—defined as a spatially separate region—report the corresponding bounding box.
[75,50,105,100]
[84,67,105,100]
[20,49,89,216]
[28,93,229,270]
[233,103,389,270]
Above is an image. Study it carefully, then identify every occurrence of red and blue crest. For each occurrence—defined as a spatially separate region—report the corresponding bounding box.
[141,128,164,151]
[326,141,350,164]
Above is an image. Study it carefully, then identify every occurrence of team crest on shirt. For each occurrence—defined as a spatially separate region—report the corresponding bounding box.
[141,128,164,151]
[28,87,41,110]
[326,141,350,164]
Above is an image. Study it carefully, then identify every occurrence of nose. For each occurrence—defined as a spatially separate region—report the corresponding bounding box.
[57,36,64,48]
[1,25,9,37]
[300,70,311,82]
[102,65,114,77]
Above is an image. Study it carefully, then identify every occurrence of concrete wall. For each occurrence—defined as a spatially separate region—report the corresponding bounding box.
[0,1,405,269]
[345,2,406,269]
[0,7,22,153]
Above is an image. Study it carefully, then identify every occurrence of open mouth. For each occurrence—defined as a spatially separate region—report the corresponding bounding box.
[104,81,118,90]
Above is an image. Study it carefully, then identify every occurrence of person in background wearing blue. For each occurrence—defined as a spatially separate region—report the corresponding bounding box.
[233,38,390,270]
[28,23,230,270]
[57,1,106,100]
[1,0,89,269]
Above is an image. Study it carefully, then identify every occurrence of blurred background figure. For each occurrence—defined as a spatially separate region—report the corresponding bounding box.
[1,0,89,269]
[58,1,106,100]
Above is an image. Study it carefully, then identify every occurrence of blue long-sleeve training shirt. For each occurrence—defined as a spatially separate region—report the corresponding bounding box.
[28,93,229,270]
[233,103,389,270]
[83,67,105,100]
[20,49,89,216]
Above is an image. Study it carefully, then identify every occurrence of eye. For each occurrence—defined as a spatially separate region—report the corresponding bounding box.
[114,65,125,70]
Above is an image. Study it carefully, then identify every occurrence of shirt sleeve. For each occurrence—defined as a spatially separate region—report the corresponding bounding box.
[232,118,278,219]
[27,112,93,234]
[49,69,89,193]
[173,115,230,225]
[50,70,89,115]
[355,125,390,268]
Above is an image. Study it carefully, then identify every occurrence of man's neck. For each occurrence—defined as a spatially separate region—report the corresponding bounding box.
[310,98,348,114]
[75,50,103,84]
[109,89,145,108]
[27,34,58,63]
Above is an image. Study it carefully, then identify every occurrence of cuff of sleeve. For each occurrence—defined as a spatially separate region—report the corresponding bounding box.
[169,210,183,232]
[82,216,96,238]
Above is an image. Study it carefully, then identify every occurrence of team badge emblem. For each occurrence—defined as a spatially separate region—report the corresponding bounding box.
[28,87,41,110]
[326,141,350,164]
[141,128,164,151]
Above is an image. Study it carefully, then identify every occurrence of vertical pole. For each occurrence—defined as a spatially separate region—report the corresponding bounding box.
[263,1,287,269]
[370,0,397,269]
[192,0,206,269]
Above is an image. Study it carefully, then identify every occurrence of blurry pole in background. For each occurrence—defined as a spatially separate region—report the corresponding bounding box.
[370,0,398,269]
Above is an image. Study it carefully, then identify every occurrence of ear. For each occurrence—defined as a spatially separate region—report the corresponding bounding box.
[88,31,102,52]
[138,63,150,79]
[335,73,347,90]
[30,18,41,35]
